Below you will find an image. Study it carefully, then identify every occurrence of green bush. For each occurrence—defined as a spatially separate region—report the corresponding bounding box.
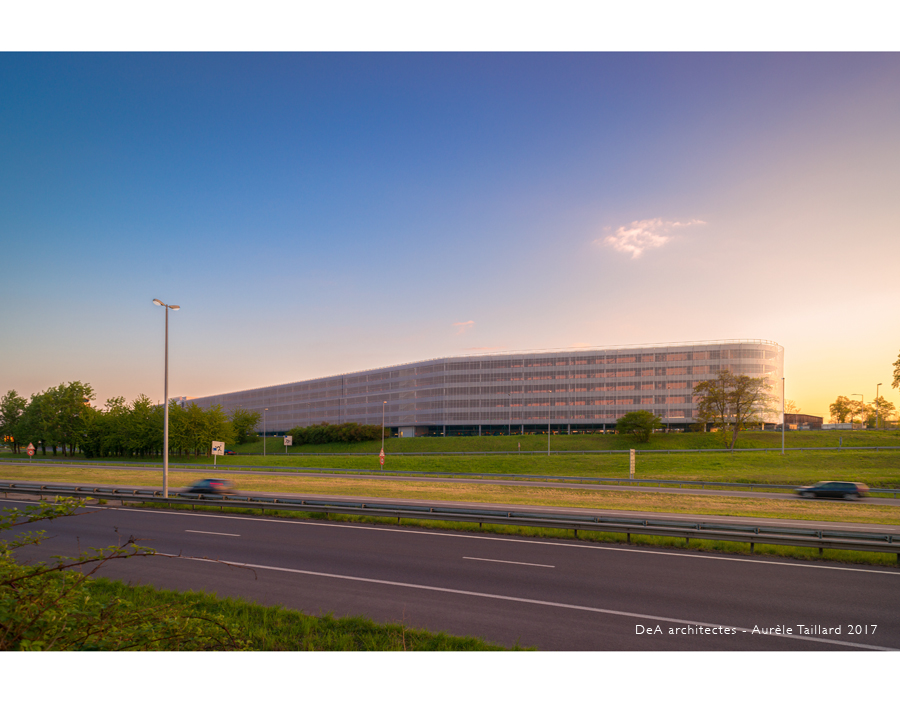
[0,499,247,650]
[616,410,663,443]
[286,422,386,446]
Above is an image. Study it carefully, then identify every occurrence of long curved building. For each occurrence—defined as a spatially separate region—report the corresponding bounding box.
[185,340,783,437]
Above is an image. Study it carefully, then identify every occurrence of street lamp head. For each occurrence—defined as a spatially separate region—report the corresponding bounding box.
[153,299,164,306]
[170,304,180,310]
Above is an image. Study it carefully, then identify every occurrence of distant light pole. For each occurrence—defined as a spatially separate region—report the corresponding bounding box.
[263,408,268,456]
[508,393,511,437]
[876,383,882,430]
[781,377,785,455]
[382,400,386,448]
[548,393,551,456]
[153,298,180,498]
[852,394,864,427]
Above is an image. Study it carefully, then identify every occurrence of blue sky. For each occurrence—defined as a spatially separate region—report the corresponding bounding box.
[2,53,899,417]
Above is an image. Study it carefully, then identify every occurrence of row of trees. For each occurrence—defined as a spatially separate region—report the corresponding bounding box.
[285,422,386,446]
[828,395,896,426]
[0,383,261,458]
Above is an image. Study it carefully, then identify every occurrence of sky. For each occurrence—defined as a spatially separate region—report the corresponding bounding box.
[2,52,899,419]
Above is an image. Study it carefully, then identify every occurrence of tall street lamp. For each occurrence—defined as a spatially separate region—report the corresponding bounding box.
[263,408,268,456]
[508,392,511,437]
[153,298,180,498]
[781,377,785,455]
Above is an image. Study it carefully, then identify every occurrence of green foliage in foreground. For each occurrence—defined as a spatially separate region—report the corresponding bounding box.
[85,580,509,651]
[1,499,509,650]
[0,499,247,650]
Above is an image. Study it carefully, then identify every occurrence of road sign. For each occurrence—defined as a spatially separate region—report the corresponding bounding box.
[379,448,385,467]
[211,441,224,467]
[284,435,293,446]
[26,443,35,457]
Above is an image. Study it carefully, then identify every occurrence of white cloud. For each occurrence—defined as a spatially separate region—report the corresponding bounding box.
[600,218,705,259]
[453,320,474,334]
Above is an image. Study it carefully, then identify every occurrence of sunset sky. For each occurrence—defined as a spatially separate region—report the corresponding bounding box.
[2,52,898,419]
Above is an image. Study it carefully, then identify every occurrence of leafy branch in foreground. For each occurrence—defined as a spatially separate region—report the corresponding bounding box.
[0,498,248,650]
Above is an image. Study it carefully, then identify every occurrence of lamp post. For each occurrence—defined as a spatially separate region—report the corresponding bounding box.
[508,392,511,437]
[781,377,785,455]
[381,400,386,448]
[852,394,863,427]
[153,298,180,498]
[263,408,268,456]
[876,383,882,430]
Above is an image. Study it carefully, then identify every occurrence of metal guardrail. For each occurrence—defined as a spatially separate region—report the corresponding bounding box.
[3,482,899,560]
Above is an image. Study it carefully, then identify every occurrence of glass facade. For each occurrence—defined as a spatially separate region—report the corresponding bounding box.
[185,340,784,435]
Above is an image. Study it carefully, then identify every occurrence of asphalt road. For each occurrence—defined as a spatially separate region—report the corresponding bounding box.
[5,498,899,651]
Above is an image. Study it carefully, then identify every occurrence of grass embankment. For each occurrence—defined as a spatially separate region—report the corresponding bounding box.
[233,429,900,455]
[84,578,508,650]
[3,463,900,527]
[203,449,900,489]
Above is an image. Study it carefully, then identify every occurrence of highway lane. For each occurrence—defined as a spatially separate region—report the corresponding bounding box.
[5,482,900,534]
[5,499,899,651]
[4,461,899,505]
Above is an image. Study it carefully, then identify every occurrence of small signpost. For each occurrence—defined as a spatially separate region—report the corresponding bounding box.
[629,449,636,479]
[211,441,224,467]
[284,435,292,454]
[27,442,35,462]
[379,448,385,468]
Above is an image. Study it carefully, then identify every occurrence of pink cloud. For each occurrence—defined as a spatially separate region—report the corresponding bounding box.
[600,218,705,258]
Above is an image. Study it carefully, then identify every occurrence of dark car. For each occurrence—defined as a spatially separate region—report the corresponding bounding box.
[795,481,868,500]
[224,449,236,455]
[184,478,235,495]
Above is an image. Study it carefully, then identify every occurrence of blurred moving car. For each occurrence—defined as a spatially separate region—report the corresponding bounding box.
[795,481,868,500]
[184,478,235,495]
[224,449,236,455]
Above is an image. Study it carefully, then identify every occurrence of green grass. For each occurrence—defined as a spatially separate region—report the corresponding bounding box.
[157,446,900,489]
[233,429,900,455]
[84,577,513,650]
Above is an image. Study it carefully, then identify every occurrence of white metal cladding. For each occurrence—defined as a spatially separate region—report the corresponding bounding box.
[184,340,784,431]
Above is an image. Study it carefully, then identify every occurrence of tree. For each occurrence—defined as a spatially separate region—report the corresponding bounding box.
[616,410,662,443]
[873,396,896,429]
[893,350,900,393]
[693,370,774,449]
[784,400,801,414]
[0,391,27,453]
[231,408,261,445]
[829,396,853,424]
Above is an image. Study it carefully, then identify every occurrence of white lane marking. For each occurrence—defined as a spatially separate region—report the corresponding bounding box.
[185,530,241,537]
[161,554,894,651]
[110,507,900,577]
[464,556,554,568]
